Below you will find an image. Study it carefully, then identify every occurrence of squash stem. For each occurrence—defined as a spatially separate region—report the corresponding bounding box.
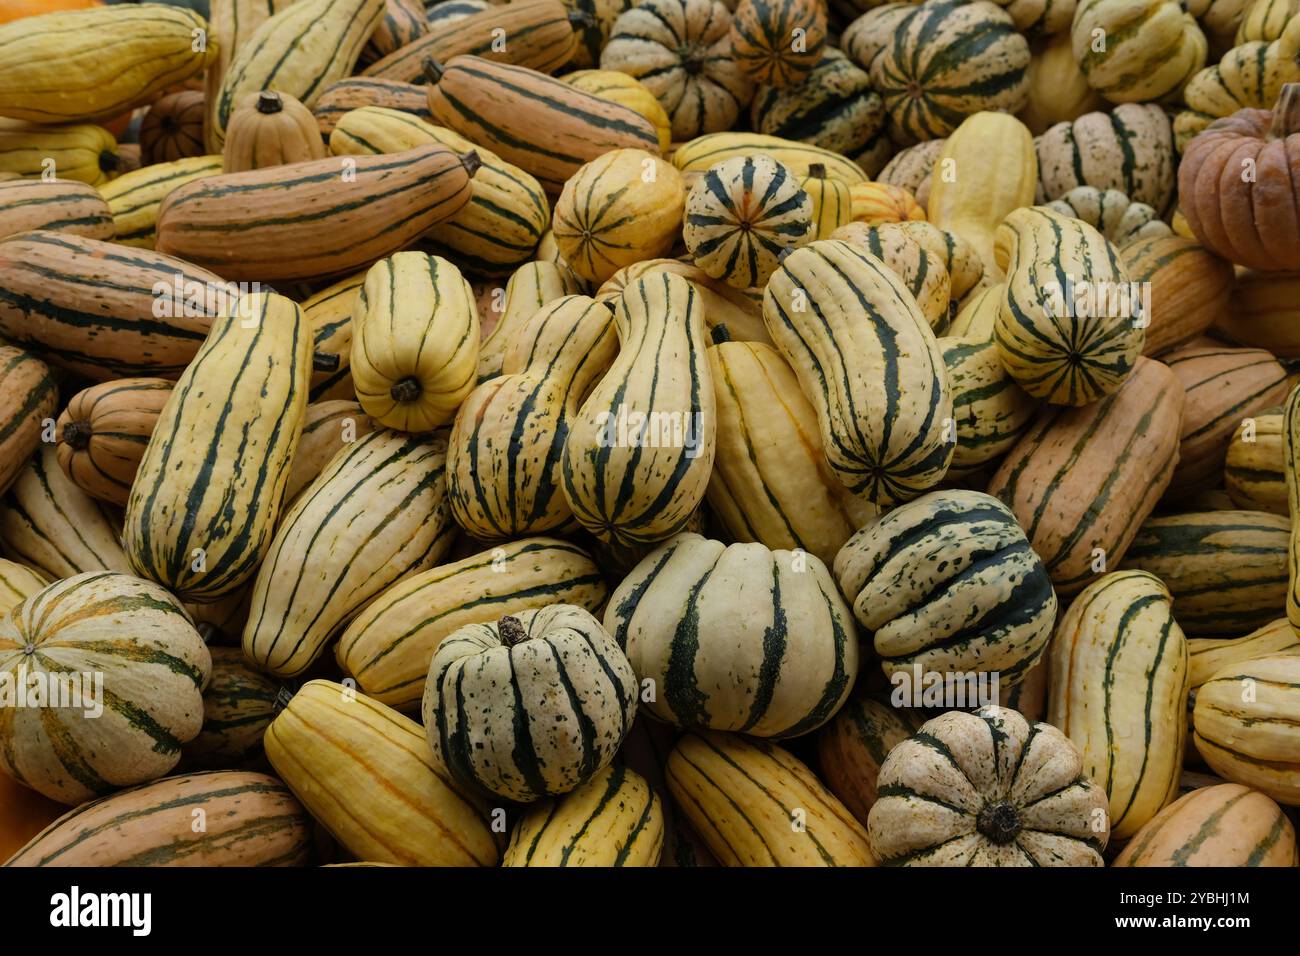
[61,420,93,450]
[390,376,423,403]
[975,802,1022,845]
[498,615,528,647]
[256,91,284,114]
[422,57,445,85]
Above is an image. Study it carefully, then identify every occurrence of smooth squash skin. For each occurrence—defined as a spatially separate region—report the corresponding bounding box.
[671,131,869,185]
[0,178,112,242]
[1114,782,1298,866]
[0,344,56,496]
[476,261,584,384]
[55,377,172,507]
[815,696,922,827]
[98,155,223,249]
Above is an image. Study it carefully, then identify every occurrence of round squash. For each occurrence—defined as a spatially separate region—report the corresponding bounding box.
[139,89,206,164]
[1114,782,1298,866]
[565,0,636,69]
[564,68,673,152]
[222,90,327,172]
[728,0,827,88]
[1072,0,1208,104]
[876,139,944,209]
[831,221,951,329]
[421,605,638,802]
[1044,186,1171,246]
[55,377,173,507]
[1036,103,1177,213]
[849,182,926,226]
[180,647,279,772]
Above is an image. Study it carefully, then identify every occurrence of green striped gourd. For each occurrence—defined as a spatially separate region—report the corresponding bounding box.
[243,430,455,679]
[1114,782,1298,866]
[939,336,1036,478]
[338,537,607,708]
[1072,0,1208,103]
[0,560,45,617]
[1226,406,1286,514]
[0,179,112,242]
[3,771,312,867]
[212,0,386,147]
[728,0,826,88]
[1120,511,1288,636]
[55,377,173,507]
[988,357,1185,596]
[0,345,56,496]
[503,763,665,866]
[1048,570,1189,838]
[448,296,616,539]
[564,68,673,153]
[597,259,771,344]
[800,164,852,241]
[266,680,499,865]
[835,490,1058,687]
[0,446,129,580]
[1193,655,1300,804]
[667,730,876,866]
[477,261,584,383]
[831,221,951,330]
[869,0,1031,143]
[329,106,550,276]
[205,1,298,151]
[1188,618,1300,689]
[312,77,436,135]
[868,706,1110,865]
[282,401,379,503]
[885,219,990,306]
[361,0,428,63]
[303,272,365,403]
[124,293,311,603]
[423,56,661,195]
[814,695,922,826]
[1237,0,1300,43]
[1119,235,1236,357]
[421,605,638,802]
[1044,186,1171,246]
[670,131,869,186]
[763,239,952,505]
[1036,103,1176,213]
[0,232,228,380]
[877,139,944,209]
[841,4,916,75]
[97,155,223,249]
[181,648,280,772]
[706,340,878,567]
[0,571,211,805]
[995,206,1143,406]
[605,532,859,737]
[562,272,716,548]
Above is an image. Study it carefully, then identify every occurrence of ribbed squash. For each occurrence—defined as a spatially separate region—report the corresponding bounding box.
[606,532,858,737]
[553,149,684,285]
[139,91,206,165]
[1225,405,1286,514]
[763,239,952,505]
[361,0,429,65]
[815,695,921,827]
[706,340,877,566]
[449,296,616,539]
[0,571,210,805]
[1285,382,1300,640]
[222,91,327,173]
[181,647,280,772]
[1119,236,1235,357]
[564,69,673,153]
[243,430,455,679]
[3,771,313,867]
[266,680,499,865]
[0,119,119,185]
[1019,29,1106,135]
[0,560,45,617]
[1188,618,1300,687]
[900,220,986,304]
[562,272,716,547]
[831,222,950,330]
[839,3,914,73]
[729,0,826,88]
[1045,186,1170,246]
[683,154,812,289]
[1036,103,1176,212]
[124,293,311,603]
[55,377,171,507]
[338,537,607,708]
[836,490,1058,686]
[97,154,223,249]
[988,357,1185,596]
[667,730,876,866]
[422,605,637,802]
[799,163,852,240]
[350,252,480,432]
[312,77,436,135]
[204,0,298,151]
[303,271,364,402]
[671,131,869,185]
[0,345,55,497]
[1048,570,1189,838]
[847,183,925,228]
[877,139,945,209]
[1218,271,1300,357]
[1072,0,1208,103]
[1237,0,1300,42]
[598,259,771,344]
[477,261,584,382]
[868,706,1110,865]
[503,763,664,866]
[1115,782,1298,866]
[0,178,111,242]
[990,0,1078,34]
[949,283,1003,340]
[940,336,1037,478]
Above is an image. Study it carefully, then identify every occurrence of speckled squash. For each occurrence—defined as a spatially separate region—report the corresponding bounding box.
[1114,782,1298,866]
[564,69,673,152]
[728,0,827,87]
[940,336,1037,478]
[181,647,280,772]
[1225,405,1286,514]
[1035,103,1176,212]
[1072,0,1207,103]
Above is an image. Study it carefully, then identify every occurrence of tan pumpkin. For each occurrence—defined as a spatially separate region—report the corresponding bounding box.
[1119,235,1236,356]
[222,91,327,172]
[55,378,173,507]
[139,90,206,164]
[1114,783,1298,866]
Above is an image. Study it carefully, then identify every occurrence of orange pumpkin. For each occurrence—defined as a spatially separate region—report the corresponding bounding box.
[139,90,206,164]
[0,0,100,23]
[0,773,65,862]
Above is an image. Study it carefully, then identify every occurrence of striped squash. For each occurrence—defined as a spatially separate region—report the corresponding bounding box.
[205,0,298,152]
[1188,618,1300,688]
[835,490,1058,686]
[423,56,660,195]
[848,182,926,227]
[815,695,922,827]
[565,0,635,68]
[729,0,826,87]
[562,272,716,547]
[266,680,499,865]
[303,272,365,403]
[3,771,313,867]
[0,119,120,186]
[1225,405,1286,514]
[140,91,207,165]
[1237,0,1300,43]
[683,155,812,289]
[0,571,211,805]
[600,0,750,141]
[1193,655,1300,804]
[988,357,1185,596]
[564,69,673,153]
[313,78,436,135]
[477,260,584,382]
[1119,235,1236,357]
[503,763,665,866]
[1114,782,1298,866]
[0,179,111,241]
[283,401,379,503]
[0,345,55,497]
[877,139,944,209]
[832,222,950,330]
[1072,0,1208,103]
[839,2,912,71]
[328,107,550,277]
[422,605,638,802]
[350,252,480,432]
[1048,570,1189,839]
[361,0,428,64]
[706,340,878,567]
[763,239,952,505]
[868,707,1110,866]
[598,259,771,344]
[1120,511,1289,636]
[222,91,326,173]
[338,537,607,708]
[0,5,215,124]
[181,647,280,772]
[1036,103,1177,212]
[1044,186,1170,246]
[606,532,859,737]
[1163,345,1289,497]
[98,155,223,249]
[901,220,985,308]
[184,587,253,647]
[55,378,172,507]
[0,446,129,580]
[800,164,852,241]
[212,0,386,147]
[156,146,476,281]
[554,149,684,285]
[449,296,616,538]
[1019,28,1106,135]
[940,336,1037,478]
[1218,270,1300,357]
[949,283,1003,341]
[243,429,455,679]
[671,131,869,186]
[869,0,1030,144]
[0,560,45,617]
[667,730,876,866]
[124,293,311,603]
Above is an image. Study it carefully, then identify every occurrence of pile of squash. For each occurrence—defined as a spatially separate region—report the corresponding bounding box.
[0,0,1298,869]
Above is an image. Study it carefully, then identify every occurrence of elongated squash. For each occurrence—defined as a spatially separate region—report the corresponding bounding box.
[1119,235,1235,357]
[763,239,952,505]
[476,261,583,382]
[124,293,311,603]
[564,69,673,153]
[562,272,716,547]
[1114,782,1298,866]
[283,401,379,503]
[1188,618,1300,688]
[205,0,298,151]
[1226,405,1287,515]
[312,77,436,135]
[55,377,171,507]
[243,429,455,678]
[0,179,111,241]
[0,560,45,617]
[0,119,120,185]
[265,680,499,865]
[815,695,921,827]
[671,131,868,185]
[598,259,771,345]
[304,271,365,403]
[0,345,55,496]
[98,155,223,249]
[832,222,949,330]
[940,336,1036,478]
